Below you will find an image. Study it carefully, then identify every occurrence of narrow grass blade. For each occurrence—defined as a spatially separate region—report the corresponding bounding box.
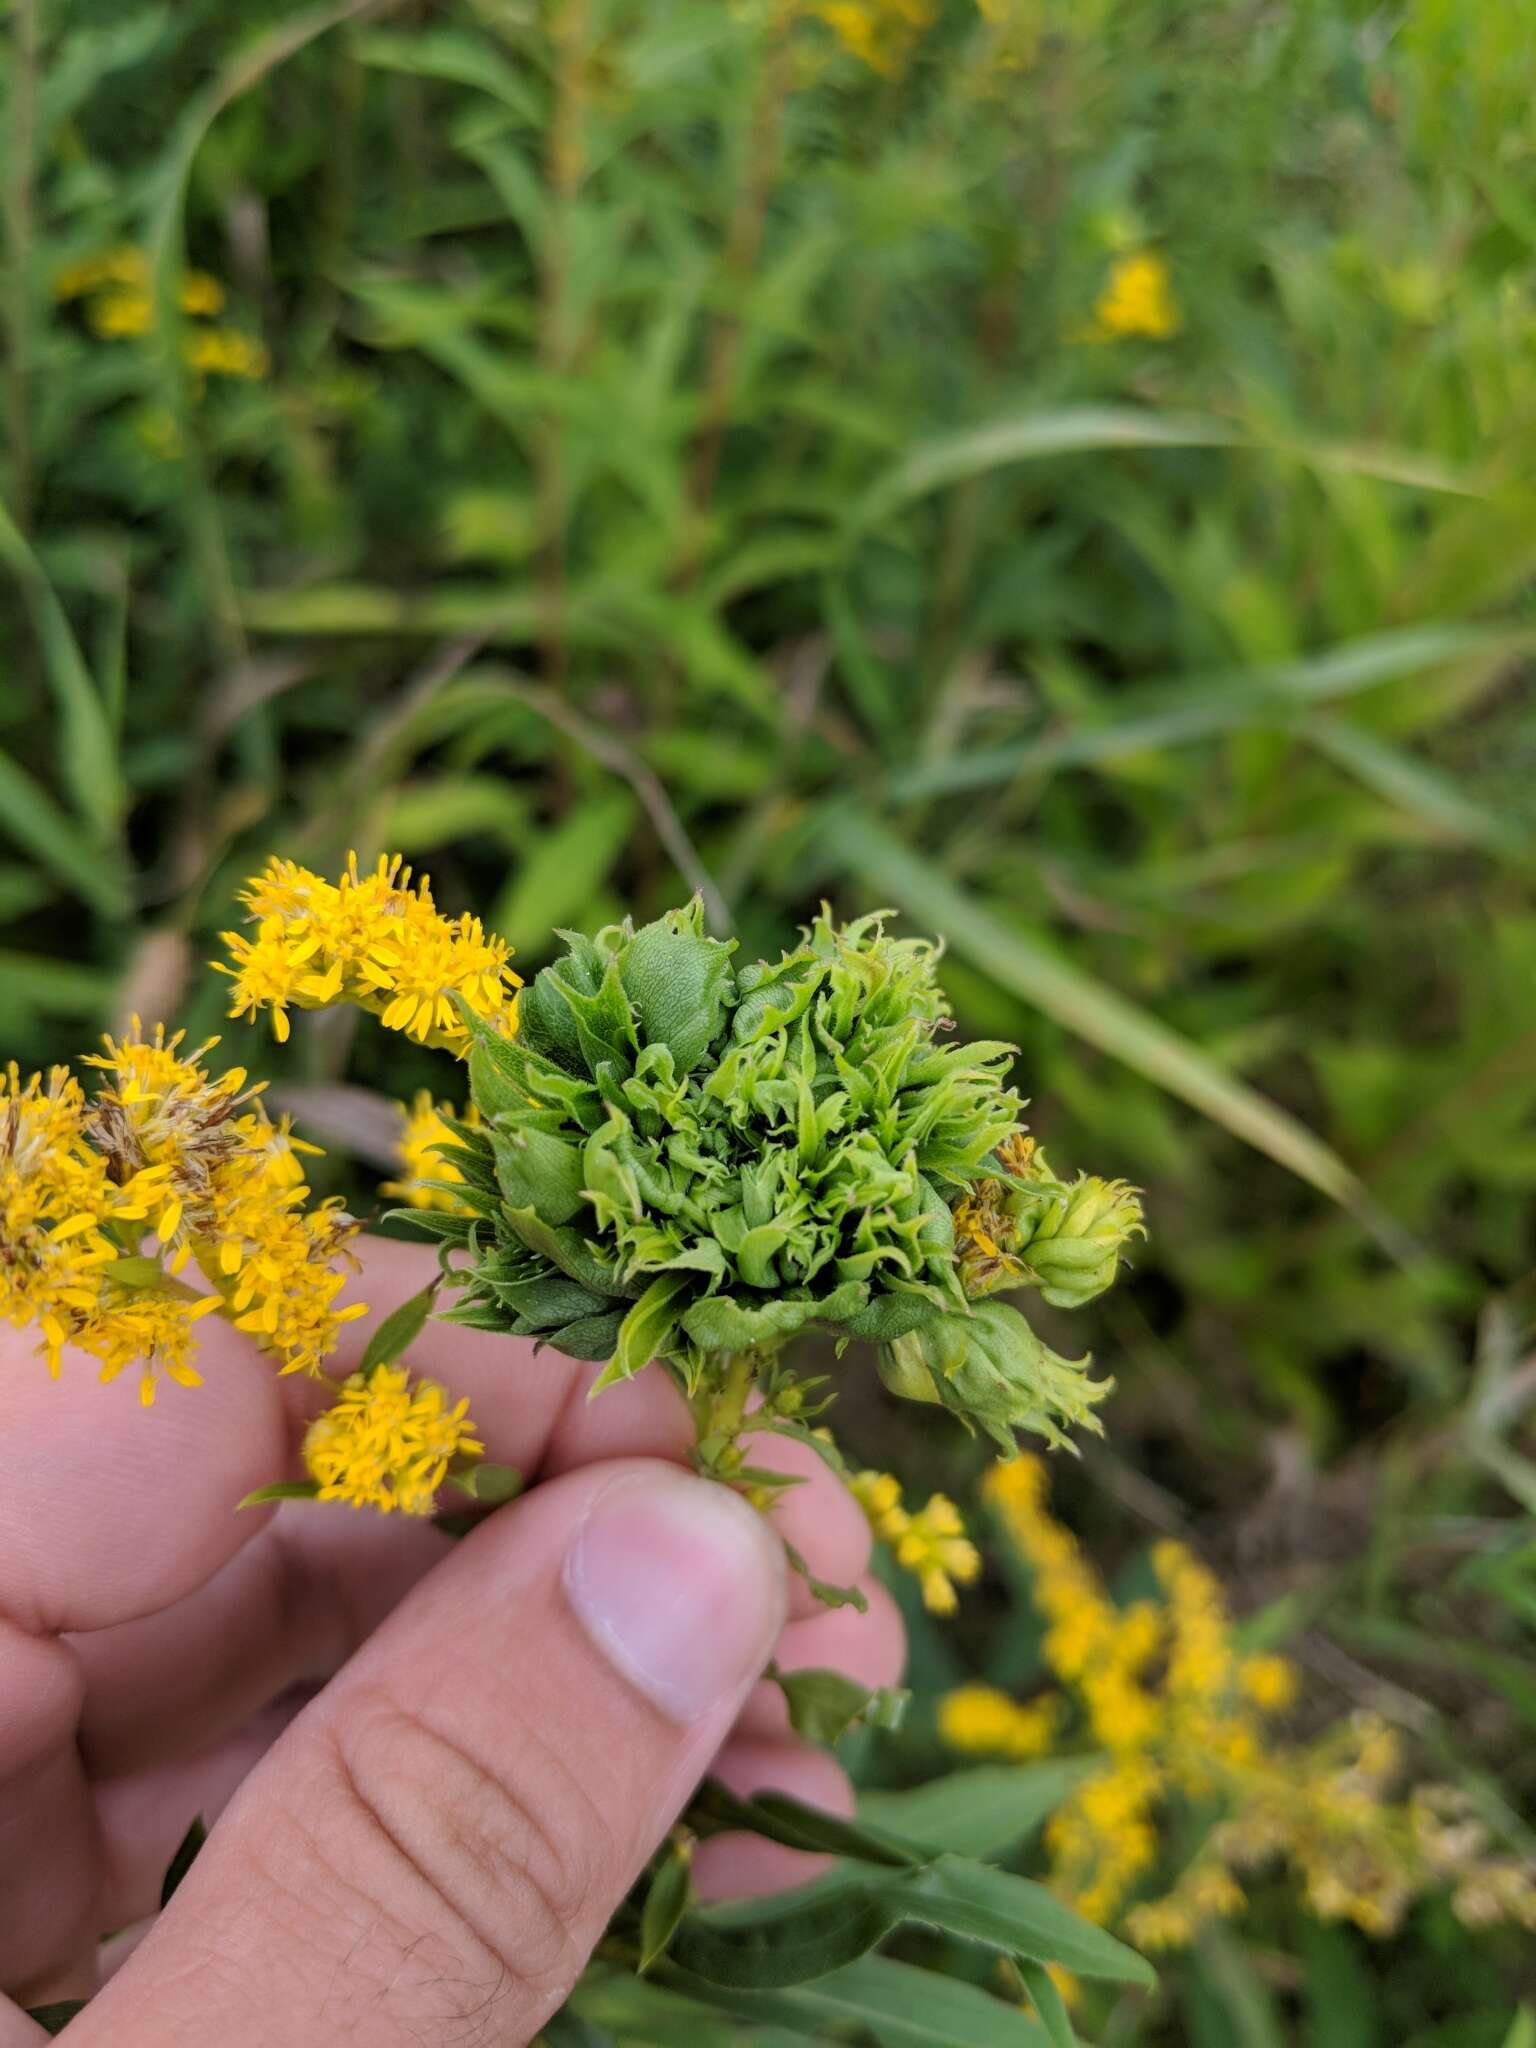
[0,499,122,834]
[0,749,128,915]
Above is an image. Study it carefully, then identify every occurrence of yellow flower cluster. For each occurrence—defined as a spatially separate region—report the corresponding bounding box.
[0,1062,216,1400]
[303,1364,484,1515]
[849,1467,982,1614]
[218,853,521,1053]
[1085,251,1181,342]
[813,0,934,76]
[941,1456,1536,1952]
[939,1684,1060,1758]
[54,243,269,379]
[1,1024,367,1404]
[380,1092,481,1213]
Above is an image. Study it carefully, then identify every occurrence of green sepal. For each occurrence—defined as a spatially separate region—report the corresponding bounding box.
[502,1203,638,1298]
[491,1124,586,1225]
[592,1271,691,1393]
[678,1280,868,1355]
[619,899,737,1075]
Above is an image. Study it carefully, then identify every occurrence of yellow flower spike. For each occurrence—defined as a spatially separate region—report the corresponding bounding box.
[850,1467,981,1613]
[1084,250,1181,342]
[217,853,521,1056]
[303,1365,485,1515]
[939,1684,1061,1759]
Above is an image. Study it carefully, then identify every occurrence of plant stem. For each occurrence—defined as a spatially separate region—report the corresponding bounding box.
[676,15,793,579]
[3,0,37,532]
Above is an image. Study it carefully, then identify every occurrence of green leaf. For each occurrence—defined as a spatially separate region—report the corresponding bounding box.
[1303,714,1524,853]
[690,1781,920,1870]
[1501,2011,1536,2048]
[236,1481,322,1510]
[783,1539,869,1614]
[358,1280,439,1375]
[444,1462,523,1505]
[159,1813,206,1909]
[669,1874,901,1989]
[852,403,1474,530]
[0,747,128,915]
[536,2008,615,2048]
[25,2002,89,2036]
[899,1857,1155,1986]
[1017,1958,1078,2048]
[859,1761,1100,1859]
[592,1271,691,1394]
[638,1845,694,1974]
[825,809,1397,1242]
[0,499,123,836]
[772,1665,908,1746]
[619,902,737,1074]
[781,1955,1052,2048]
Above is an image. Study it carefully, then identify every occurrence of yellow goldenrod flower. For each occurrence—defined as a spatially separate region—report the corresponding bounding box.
[850,1466,981,1613]
[949,1454,1536,1949]
[1086,251,1181,342]
[56,245,264,381]
[814,0,934,76]
[183,326,270,380]
[53,244,148,300]
[380,1092,481,1213]
[303,1364,484,1515]
[940,1683,1060,1758]
[4,1021,369,1397]
[88,290,154,338]
[217,853,521,1054]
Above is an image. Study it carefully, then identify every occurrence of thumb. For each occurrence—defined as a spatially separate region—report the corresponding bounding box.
[75,1459,787,2048]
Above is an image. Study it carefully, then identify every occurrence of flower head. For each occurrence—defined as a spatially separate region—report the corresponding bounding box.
[303,1365,484,1514]
[218,853,521,1053]
[1086,251,1180,341]
[380,1093,481,1213]
[850,1467,981,1613]
[428,901,1134,1454]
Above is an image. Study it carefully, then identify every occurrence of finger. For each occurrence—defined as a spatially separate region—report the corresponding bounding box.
[0,2001,46,2047]
[94,1690,315,1928]
[72,1459,786,2048]
[692,1738,855,1901]
[0,1619,93,2003]
[744,1429,873,1618]
[732,1573,905,1740]
[0,1330,290,1637]
[73,1504,447,1774]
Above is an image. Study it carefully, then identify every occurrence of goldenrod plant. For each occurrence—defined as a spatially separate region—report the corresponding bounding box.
[934,1456,1536,1982]
[3,855,1155,2032]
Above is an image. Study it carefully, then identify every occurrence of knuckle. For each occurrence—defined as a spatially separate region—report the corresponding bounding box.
[322,1682,607,2006]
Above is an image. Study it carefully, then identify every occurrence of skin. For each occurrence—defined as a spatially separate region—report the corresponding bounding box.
[0,1237,905,2046]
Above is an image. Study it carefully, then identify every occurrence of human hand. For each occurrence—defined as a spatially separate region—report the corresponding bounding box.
[0,1237,905,2046]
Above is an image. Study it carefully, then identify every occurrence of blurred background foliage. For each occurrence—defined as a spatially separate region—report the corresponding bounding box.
[3,0,1536,2037]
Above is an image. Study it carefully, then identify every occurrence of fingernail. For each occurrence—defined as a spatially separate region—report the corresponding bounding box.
[564,1466,786,1725]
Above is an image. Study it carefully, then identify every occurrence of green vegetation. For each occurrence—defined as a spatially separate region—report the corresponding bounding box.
[4,0,1536,2038]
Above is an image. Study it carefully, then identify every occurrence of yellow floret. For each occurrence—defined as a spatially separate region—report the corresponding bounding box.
[304,1365,484,1515]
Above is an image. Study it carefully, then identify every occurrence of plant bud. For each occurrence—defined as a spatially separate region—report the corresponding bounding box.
[1010,1174,1145,1310]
